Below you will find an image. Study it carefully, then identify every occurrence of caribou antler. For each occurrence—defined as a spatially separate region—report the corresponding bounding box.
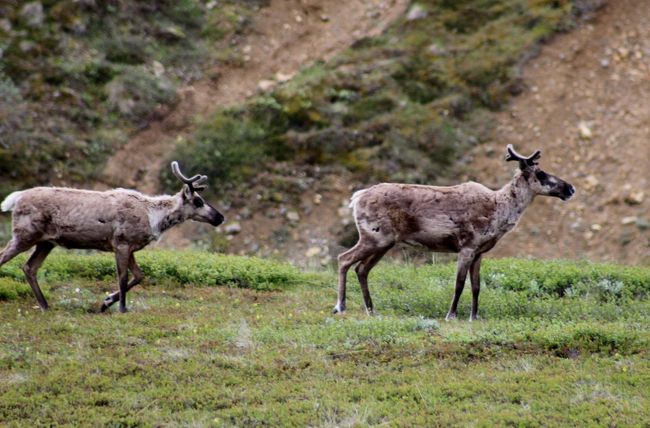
[171,161,208,191]
[505,144,541,167]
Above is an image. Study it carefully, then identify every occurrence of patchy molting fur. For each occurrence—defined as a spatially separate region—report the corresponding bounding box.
[0,167,224,313]
[335,146,575,321]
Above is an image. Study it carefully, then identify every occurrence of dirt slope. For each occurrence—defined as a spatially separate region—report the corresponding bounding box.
[466,0,649,264]
[101,0,408,193]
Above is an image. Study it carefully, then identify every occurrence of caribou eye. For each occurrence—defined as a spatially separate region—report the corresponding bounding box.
[535,170,548,182]
[192,197,204,208]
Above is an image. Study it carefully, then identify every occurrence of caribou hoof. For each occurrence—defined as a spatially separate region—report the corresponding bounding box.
[445,312,457,321]
[332,303,345,314]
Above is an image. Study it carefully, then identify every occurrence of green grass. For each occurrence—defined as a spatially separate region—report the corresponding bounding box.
[1,252,649,425]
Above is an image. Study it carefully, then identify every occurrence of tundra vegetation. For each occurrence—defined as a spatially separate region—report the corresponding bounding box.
[0,0,260,194]
[163,0,601,197]
[1,251,649,425]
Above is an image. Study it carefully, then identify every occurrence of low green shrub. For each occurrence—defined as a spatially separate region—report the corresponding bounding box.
[0,278,34,301]
[0,250,303,297]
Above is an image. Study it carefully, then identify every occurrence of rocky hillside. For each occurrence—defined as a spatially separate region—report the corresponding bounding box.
[466,0,649,264]
[2,0,646,265]
[0,0,263,194]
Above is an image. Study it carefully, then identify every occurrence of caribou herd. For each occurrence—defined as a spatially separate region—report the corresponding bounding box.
[0,145,574,319]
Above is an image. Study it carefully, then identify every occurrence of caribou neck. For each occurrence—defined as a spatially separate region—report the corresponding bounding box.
[148,193,187,238]
[495,173,536,232]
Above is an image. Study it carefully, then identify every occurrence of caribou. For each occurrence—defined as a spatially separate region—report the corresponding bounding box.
[333,145,575,320]
[0,162,224,313]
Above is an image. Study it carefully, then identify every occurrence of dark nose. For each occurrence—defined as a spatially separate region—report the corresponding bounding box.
[564,183,576,199]
[213,212,225,226]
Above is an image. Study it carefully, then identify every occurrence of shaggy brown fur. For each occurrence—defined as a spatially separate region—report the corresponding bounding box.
[0,163,224,313]
[334,145,575,320]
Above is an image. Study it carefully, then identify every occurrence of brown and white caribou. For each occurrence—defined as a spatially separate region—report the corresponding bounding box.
[0,162,224,313]
[333,145,575,320]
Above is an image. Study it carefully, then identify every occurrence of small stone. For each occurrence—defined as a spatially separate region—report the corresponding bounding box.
[294,15,303,23]
[578,121,593,139]
[313,194,322,205]
[600,58,610,68]
[584,175,599,190]
[0,18,12,33]
[427,43,447,56]
[152,61,165,77]
[275,71,294,82]
[621,216,638,225]
[257,79,276,91]
[624,191,644,205]
[590,224,602,232]
[406,4,427,21]
[338,206,351,218]
[239,207,252,219]
[160,25,186,40]
[320,14,330,22]
[286,211,300,222]
[224,222,241,235]
[305,247,321,258]
[583,230,594,240]
[19,40,35,53]
[21,2,44,28]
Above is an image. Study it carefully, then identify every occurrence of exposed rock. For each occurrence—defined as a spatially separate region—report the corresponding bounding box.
[305,247,321,258]
[427,43,447,56]
[286,211,300,223]
[624,191,644,205]
[19,40,36,53]
[224,222,242,235]
[578,121,593,139]
[337,206,351,218]
[0,19,12,33]
[590,224,602,231]
[313,193,322,205]
[239,207,252,220]
[159,25,186,41]
[257,79,276,92]
[275,71,294,82]
[621,216,638,225]
[583,175,599,190]
[406,4,427,21]
[152,61,165,78]
[21,2,44,28]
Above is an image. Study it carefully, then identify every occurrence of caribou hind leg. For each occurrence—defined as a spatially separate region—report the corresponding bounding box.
[354,245,393,315]
[334,238,384,314]
[22,242,55,310]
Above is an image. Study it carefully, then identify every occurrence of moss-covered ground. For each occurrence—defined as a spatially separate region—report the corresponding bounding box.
[1,251,648,425]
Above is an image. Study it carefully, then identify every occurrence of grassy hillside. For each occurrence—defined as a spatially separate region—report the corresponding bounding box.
[0,0,260,194]
[1,251,648,425]
[162,0,602,196]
